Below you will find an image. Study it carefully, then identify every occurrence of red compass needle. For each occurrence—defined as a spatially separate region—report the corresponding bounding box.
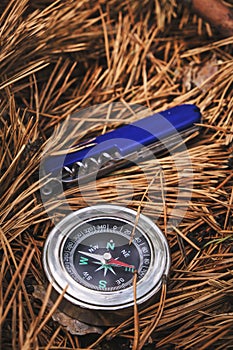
[107,258,134,269]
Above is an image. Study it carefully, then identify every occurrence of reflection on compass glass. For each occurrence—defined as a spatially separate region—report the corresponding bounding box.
[62,218,151,291]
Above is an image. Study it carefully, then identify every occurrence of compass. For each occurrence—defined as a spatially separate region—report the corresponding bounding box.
[43,205,170,326]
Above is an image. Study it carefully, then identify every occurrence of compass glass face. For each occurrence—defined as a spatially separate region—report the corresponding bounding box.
[61,218,152,291]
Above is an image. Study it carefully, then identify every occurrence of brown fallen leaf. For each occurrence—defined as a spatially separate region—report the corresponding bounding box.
[33,284,103,335]
[182,55,220,91]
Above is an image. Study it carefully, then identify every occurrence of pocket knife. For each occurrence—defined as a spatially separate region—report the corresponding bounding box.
[41,104,201,194]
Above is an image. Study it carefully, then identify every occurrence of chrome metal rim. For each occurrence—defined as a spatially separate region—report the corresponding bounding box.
[43,205,170,311]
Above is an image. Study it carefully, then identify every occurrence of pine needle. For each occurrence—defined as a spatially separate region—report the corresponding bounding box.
[1,0,233,348]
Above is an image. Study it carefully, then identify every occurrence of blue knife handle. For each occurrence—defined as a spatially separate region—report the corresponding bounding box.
[43,104,201,174]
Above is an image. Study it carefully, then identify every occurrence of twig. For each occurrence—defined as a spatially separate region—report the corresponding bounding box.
[187,0,233,37]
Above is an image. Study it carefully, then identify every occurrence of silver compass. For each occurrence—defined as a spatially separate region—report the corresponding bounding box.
[43,205,170,326]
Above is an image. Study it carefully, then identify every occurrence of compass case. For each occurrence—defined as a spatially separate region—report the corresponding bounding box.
[43,205,171,326]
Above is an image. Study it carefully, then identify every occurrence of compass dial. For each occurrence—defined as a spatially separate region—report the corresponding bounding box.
[43,205,170,326]
[62,218,151,292]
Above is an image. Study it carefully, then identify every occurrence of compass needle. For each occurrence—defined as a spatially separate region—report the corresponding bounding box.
[77,250,105,263]
[107,258,135,269]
